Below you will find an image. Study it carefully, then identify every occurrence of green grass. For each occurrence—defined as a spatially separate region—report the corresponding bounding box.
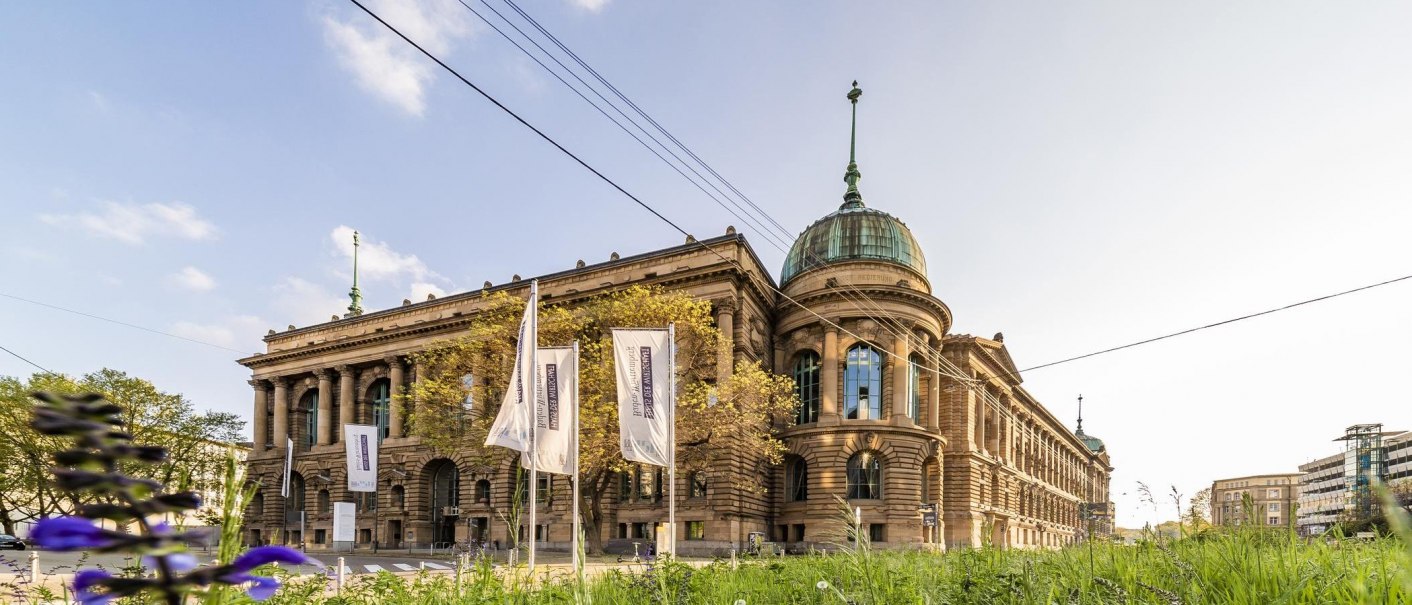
[253,529,1412,605]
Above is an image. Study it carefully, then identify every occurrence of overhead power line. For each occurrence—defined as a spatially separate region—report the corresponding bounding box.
[1011,272,1412,377]
[0,291,246,354]
[0,342,58,376]
[348,0,1412,390]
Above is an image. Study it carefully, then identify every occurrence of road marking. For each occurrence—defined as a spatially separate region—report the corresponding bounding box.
[393,563,417,571]
[364,564,386,573]
[343,566,354,575]
[423,562,449,570]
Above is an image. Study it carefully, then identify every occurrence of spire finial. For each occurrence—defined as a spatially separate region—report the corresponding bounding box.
[1076,394,1085,433]
[842,80,864,209]
[345,230,364,318]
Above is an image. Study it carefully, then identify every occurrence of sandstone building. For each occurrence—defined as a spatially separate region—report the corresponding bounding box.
[1210,473,1301,528]
[239,87,1113,553]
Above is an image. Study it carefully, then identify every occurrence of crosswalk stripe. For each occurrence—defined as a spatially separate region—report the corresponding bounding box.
[423,562,449,570]
[364,564,385,573]
[343,566,354,575]
[393,563,417,571]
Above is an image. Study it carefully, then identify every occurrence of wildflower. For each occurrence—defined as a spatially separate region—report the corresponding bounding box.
[816,580,829,590]
[30,517,130,552]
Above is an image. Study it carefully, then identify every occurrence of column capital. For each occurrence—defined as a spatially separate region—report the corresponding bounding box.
[314,368,333,381]
[335,364,355,375]
[248,379,268,389]
[714,297,738,314]
[824,322,840,335]
[269,376,289,389]
[383,355,404,368]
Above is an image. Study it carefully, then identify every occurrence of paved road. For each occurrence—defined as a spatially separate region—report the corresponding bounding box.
[0,548,665,580]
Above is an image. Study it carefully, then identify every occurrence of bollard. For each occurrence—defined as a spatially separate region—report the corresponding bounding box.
[29,550,39,584]
[336,556,346,593]
[729,546,738,570]
[419,561,425,571]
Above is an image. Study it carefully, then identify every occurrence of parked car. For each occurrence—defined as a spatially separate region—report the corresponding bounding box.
[0,535,26,550]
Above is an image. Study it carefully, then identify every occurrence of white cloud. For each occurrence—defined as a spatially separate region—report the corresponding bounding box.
[330,225,439,282]
[410,281,447,301]
[170,266,216,292]
[271,277,350,327]
[39,201,217,245]
[568,0,609,12]
[170,315,265,351]
[321,0,474,117]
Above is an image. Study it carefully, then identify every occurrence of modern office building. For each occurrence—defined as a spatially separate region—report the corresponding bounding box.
[1297,424,1412,535]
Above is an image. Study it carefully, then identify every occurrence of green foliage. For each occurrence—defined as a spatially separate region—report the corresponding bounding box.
[0,369,244,535]
[246,531,1411,605]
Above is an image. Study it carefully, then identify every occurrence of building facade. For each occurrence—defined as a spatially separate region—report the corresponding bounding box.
[1298,425,1412,535]
[1210,474,1301,528]
[238,87,1113,553]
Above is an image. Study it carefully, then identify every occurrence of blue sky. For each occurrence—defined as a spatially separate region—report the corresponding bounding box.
[3,1,1411,528]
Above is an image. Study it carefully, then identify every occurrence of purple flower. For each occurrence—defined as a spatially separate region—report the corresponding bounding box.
[142,553,198,574]
[230,546,322,572]
[31,517,123,551]
[72,570,115,605]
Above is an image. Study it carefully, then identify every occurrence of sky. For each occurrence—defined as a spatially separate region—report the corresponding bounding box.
[2,1,1410,529]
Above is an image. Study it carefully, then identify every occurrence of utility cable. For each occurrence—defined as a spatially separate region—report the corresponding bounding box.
[0,291,247,354]
[0,342,58,376]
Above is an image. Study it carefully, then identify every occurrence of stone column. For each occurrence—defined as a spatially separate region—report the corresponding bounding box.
[891,331,911,424]
[715,298,736,383]
[271,377,289,451]
[411,360,424,426]
[975,395,987,454]
[926,340,941,431]
[387,356,405,438]
[338,365,355,436]
[316,369,333,446]
[250,380,268,453]
[820,325,840,421]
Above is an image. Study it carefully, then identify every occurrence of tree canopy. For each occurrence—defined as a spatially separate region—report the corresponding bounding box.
[409,286,798,552]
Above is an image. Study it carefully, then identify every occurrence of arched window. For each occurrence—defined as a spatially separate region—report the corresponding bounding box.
[461,373,476,412]
[286,473,306,513]
[475,479,491,504]
[250,491,264,515]
[846,452,882,500]
[316,489,330,514]
[908,354,924,422]
[787,458,808,502]
[430,460,460,511]
[300,391,319,450]
[370,380,390,442]
[689,471,707,498]
[844,344,882,420]
[792,352,820,425]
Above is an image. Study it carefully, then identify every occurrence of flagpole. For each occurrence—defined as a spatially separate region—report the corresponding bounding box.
[527,280,539,575]
[571,339,581,571]
[667,322,676,558]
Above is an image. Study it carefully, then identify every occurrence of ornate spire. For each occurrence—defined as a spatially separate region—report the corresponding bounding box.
[345,230,364,318]
[1076,394,1085,434]
[842,80,864,210]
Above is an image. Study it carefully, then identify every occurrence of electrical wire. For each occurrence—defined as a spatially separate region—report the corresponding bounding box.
[0,291,247,354]
[0,342,57,376]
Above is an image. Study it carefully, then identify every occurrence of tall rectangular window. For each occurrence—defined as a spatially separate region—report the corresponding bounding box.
[686,521,705,540]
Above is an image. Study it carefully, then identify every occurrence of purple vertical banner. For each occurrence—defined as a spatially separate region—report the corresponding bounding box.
[546,364,560,431]
[359,435,370,471]
[639,346,655,419]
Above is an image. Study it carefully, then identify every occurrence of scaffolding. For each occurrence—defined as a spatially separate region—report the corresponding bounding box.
[1336,424,1388,522]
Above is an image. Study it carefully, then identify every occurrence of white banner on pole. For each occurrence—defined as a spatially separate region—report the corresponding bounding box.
[485,291,537,456]
[281,436,293,497]
[531,347,577,476]
[332,502,356,542]
[612,328,672,467]
[344,424,379,493]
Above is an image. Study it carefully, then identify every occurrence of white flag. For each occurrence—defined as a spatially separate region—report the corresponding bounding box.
[530,347,577,475]
[281,436,293,497]
[612,328,672,467]
[344,424,379,492]
[485,288,537,454]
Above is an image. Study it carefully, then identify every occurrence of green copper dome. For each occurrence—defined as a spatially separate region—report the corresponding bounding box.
[780,81,928,286]
[780,204,928,285]
[1078,431,1106,454]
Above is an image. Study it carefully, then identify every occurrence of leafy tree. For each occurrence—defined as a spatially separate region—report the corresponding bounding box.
[1186,487,1212,531]
[409,286,798,553]
[0,369,244,535]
